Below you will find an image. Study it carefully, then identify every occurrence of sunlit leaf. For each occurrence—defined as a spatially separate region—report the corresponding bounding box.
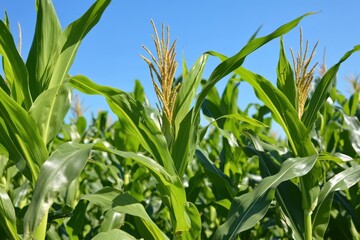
[24,143,93,238]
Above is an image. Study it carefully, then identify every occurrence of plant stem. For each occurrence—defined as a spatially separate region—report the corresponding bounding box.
[34,213,48,240]
[300,178,313,240]
[304,210,312,240]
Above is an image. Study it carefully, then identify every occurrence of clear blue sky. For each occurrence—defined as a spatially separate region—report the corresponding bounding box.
[1,1,360,124]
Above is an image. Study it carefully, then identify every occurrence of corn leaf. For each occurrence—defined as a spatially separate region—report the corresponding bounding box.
[312,164,360,239]
[0,20,31,109]
[69,75,177,175]
[196,148,236,200]
[23,142,93,239]
[302,44,360,129]
[93,142,193,235]
[0,74,10,95]
[99,209,124,232]
[82,187,169,240]
[213,154,318,240]
[244,134,305,240]
[277,37,296,108]
[29,83,73,146]
[92,229,138,240]
[0,185,18,240]
[26,0,62,100]
[0,87,48,184]
[342,113,360,155]
[173,54,207,133]
[48,0,111,89]
[195,12,314,114]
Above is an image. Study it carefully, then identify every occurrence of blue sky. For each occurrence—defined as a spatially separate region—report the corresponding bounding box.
[1,1,360,125]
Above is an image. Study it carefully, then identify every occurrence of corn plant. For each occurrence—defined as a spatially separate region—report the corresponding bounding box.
[67,12,330,239]
[0,0,110,239]
[1,1,360,239]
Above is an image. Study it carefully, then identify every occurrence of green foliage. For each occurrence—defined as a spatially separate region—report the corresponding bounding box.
[0,1,359,240]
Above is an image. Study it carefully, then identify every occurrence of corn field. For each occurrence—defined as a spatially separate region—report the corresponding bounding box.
[0,1,360,239]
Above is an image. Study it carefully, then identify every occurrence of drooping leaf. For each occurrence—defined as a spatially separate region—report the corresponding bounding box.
[312,164,360,239]
[82,187,169,240]
[213,154,318,240]
[92,142,192,235]
[70,75,177,175]
[23,142,93,239]
[244,134,305,240]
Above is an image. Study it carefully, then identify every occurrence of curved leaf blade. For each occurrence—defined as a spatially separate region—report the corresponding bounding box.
[213,154,318,240]
[82,187,169,240]
[195,12,314,114]
[312,165,360,239]
[302,44,360,129]
[49,0,111,89]
[92,229,138,240]
[23,142,93,238]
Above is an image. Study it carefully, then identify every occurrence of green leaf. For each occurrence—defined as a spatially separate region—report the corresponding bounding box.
[99,209,125,232]
[93,142,173,185]
[312,165,360,239]
[66,199,89,238]
[0,74,10,95]
[220,76,239,117]
[70,75,177,175]
[215,113,268,128]
[92,229,138,240]
[82,187,169,240]
[48,0,111,89]
[26,0,62,100]
[173,54,207,133]
[93,142,192,235]
[23,142,93,239]
[196,148,236,200]
[170,55,207,178]
[344,92,359,116]
[0,20,32,109]
[132,79,147,103]
[29,83,73,145]
[209,56,314,157]
[0,87,48,183]
[195,12,314,114]
[244,134,305,240]
[342,113,360,155]
[302,44,360,129]
[0,185,19,240]
[213,154,318,240]
[277,37,296,108]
